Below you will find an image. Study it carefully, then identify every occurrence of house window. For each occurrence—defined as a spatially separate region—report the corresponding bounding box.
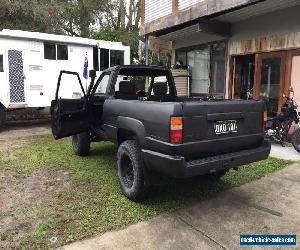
[0,55,3,72]
[93,47,99,71]
[100,48,109,71]
[211,43,226,95]
[57,44,68,60]
[110,50,124,67]
[188,48,210,94]
[44,43,56,60]
[176,51,187,67]
[177,41,226,96]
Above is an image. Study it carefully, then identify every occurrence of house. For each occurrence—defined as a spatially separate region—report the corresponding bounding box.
[140,0,300,116]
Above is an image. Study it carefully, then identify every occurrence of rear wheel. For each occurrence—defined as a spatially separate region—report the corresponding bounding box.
[0,106,5,130]
[117,140,146,201]
[72,132,91,156]
[292,128,300,153]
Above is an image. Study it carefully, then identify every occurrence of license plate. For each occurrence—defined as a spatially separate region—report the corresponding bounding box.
[214,120,237,135]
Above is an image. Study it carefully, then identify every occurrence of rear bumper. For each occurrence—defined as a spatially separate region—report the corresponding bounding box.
[142,140,271,178]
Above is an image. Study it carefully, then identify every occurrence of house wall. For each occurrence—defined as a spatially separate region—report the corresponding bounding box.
[141,0,256,36]
[144,0,172,24]
[178,0,205,11]
[230,6,300,43]
[224,6,300,98]
[173,32,224,50]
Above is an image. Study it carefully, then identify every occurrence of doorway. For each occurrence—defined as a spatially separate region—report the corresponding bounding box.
[290,50,300,112]
[231,51,287,117]
[255,52,285,117]
[232,54,255,100]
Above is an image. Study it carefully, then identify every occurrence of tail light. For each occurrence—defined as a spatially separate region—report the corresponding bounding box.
[170,117,183,144]
[263,111,267,132]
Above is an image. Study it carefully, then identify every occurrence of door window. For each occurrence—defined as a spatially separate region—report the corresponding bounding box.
[260,57,281,116]
[95,74,110,94]
[58,73,85,99]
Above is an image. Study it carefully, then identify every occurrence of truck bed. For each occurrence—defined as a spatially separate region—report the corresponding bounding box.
[136,98,266,161]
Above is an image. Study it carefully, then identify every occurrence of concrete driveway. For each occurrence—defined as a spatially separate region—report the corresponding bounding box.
[270,143,300,161]
[59,163,300,250]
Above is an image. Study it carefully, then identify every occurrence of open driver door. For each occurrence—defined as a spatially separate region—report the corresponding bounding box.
[50,71,91,139]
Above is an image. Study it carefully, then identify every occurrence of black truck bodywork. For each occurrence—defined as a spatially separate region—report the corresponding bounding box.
[51,65,270,200]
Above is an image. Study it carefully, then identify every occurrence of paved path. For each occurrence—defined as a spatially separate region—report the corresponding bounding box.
[59,163,300,250]
[270,143,300,161]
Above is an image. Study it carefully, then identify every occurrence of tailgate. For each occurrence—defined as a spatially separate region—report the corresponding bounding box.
[181,99,265,160]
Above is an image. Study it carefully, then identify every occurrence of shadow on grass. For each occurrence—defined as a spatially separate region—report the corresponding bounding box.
[89,143,117,158]
[88,141,230,204]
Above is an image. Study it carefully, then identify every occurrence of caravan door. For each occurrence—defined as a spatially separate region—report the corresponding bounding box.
[7,50,26,104]
[51,71,91,139]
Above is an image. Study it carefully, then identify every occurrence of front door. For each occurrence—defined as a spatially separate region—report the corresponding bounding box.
[51,71,91,139]
[256,52,285,117]
[232,54,255,100]
[8,50,25,103]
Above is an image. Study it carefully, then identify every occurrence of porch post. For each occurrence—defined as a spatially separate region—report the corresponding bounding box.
[145,35,149,65]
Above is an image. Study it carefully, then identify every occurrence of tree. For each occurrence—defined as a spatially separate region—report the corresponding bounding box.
[0,0,110,37]
[0,0,143,62]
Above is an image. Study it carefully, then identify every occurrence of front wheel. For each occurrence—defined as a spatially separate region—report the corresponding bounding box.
[292,128,300,153]
[117,140,146,201]
[72,132,91,156]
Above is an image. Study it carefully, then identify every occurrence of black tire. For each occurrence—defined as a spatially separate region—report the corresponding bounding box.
[208,170,228,181]
[292,128,300,153]
[117,140,146,201]
[72,132,91,156]
[0,106,5,131]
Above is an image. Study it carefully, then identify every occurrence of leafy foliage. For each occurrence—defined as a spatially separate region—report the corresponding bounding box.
[91,27,140,62]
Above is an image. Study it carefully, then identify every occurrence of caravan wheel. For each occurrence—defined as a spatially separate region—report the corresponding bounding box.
[0,106,5,130]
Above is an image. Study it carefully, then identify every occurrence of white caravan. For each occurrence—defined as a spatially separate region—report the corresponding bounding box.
[0,29,130,127]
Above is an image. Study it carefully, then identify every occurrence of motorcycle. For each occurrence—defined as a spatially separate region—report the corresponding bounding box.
[265,87,300,152]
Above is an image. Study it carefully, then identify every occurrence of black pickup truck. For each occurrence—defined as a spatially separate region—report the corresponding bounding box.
[51,65,270,200]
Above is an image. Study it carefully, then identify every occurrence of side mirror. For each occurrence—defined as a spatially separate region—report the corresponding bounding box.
[89,70,96,79]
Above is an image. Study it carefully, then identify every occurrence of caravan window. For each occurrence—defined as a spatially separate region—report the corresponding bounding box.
[0,55,3,72]
[57,44,68,60]
[44,43,56,60]
[93,47,99,71]
[110,50,124,67]
[100,48,109,71]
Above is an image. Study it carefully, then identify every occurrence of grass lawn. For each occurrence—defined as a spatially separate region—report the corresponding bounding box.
[0,134,292,249]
